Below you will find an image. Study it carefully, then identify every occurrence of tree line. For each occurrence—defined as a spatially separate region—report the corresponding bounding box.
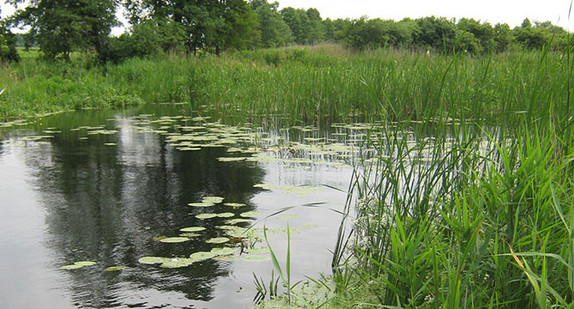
[0,0,571,62]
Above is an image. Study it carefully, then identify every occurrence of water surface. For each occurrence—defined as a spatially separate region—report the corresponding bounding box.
[0,107,356,308]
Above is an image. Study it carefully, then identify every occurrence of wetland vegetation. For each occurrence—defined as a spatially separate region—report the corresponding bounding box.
[1,0,574,308]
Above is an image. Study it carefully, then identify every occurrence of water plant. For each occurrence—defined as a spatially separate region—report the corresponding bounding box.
[324,45,574,307]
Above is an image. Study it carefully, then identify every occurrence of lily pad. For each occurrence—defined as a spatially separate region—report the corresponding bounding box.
[213,255,241,261]
[217,157,246,162]
[160,258,195,269]
[159,237,189,243]
[196,213,218,220]
[206,237,230,244]
[225,218,253,225]
[188,201,215,207]
[240,211,261,218]
[217,212,235,218]
[105,266,126,272]
[211,247,238,255]
[178,147,201,151]
[138,256,168,265]
[189,251,217,262]
[179,233,201,237]
[60,261,97,270]
[223,203,247,208]
[253,183,322,196]
[180,226,206,233]
[242,255,270,262]
[203,196,224,204]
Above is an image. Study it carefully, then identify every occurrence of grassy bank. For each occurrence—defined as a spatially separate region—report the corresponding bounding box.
[0,44,571,125]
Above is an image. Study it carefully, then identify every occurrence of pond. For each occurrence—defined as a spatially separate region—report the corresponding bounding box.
[0,105,373,308]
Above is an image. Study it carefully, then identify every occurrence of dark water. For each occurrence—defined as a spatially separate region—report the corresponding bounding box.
[0,107,352,308]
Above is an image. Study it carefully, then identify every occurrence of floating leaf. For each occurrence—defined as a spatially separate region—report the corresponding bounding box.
[60,264,85,270]
[240,211,261,218]
[105,266,126,272]
[203,196,224,204]
[217,212,235,218]
[159,237,189,243]
[180,226,206,233]
[60,261,96,270]
[160,258,195,269]
[196,213,218,220]
[217,157,246,162]
[211,247,237,255]
[206,237,230,244]
[242,255,270,262]
[254,183,322,196]
[188,201,215,207]
[214,255,241,261]
[225,218,253,225]
[178,147,201,151]
[20,135,54,141]
[87,129,118,135]
[179,233,201,237]
[223,203,247,208]
[138,256,167,265]
[189,251,217,262]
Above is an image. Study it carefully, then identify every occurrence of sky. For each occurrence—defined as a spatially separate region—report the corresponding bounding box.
[276,0,574,30]
[2,0,574,31]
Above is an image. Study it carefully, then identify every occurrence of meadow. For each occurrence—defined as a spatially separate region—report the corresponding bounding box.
[2,44,574,307]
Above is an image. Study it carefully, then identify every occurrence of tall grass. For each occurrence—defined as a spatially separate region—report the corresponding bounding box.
[1,45,572,126]
[328,44,574,307]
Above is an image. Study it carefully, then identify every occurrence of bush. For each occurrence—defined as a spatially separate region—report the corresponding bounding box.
[0,28,20,62]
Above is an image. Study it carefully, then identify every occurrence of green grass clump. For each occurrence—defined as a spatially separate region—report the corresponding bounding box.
[1,44,572,126]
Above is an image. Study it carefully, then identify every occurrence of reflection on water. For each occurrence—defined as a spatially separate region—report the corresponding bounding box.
[0,108,353,308]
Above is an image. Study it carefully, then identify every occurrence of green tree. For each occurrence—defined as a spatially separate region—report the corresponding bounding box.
[414,16,457,52]
[0,25,19,62]
[305,8,324,45]
[493,23,513,52]
[6,0,117,60]
[346,17,388,50]
[280,7,308,45]
[251,0,293,48]
[457,18,495,53]
[513,18,548,50]
[124,0,258,54]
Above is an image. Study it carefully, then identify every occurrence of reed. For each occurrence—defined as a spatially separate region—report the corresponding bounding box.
[327,45,574,307]
[1,46,572,126]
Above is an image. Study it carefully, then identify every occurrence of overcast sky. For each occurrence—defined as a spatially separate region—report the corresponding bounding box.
[2,0,574,31]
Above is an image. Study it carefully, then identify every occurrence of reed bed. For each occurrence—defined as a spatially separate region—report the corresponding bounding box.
[324,47,574,307]
[0,45,571,125]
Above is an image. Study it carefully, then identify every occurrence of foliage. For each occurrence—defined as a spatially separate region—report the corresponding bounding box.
[6,0,117,60]
[123,0,260,55]
[3,0,573,62]
[0,25,19,62]
[251,0,293,48]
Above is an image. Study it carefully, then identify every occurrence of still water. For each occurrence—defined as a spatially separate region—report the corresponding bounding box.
[0,106,358,308]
